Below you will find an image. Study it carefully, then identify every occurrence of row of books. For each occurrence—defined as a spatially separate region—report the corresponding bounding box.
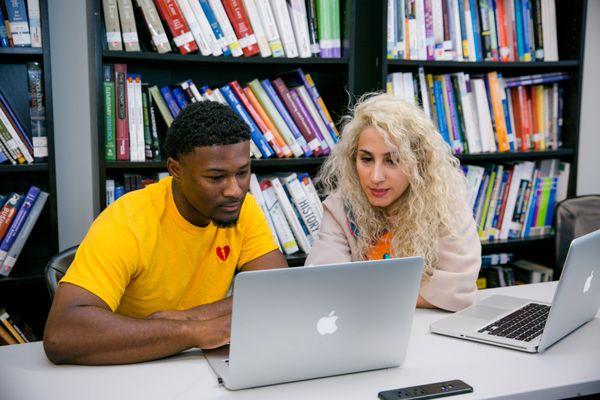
[463,159,568,242]
[0,62,47,164]
[103,65,339,161]
[105,171,170,203]
[387,69,566,154]
[0,0,41,48]
[103,0,341,58]
[386,0,558,62]
[0,308,35,345]
[477,253,553,288]
[0,186,48,277]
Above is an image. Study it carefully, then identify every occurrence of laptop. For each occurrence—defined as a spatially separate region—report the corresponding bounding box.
[430,229,600,353]
[204,257,424,390]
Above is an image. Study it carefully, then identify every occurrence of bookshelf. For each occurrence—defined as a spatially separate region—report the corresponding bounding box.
[0,0,57,337]
[92,0,363,266]
[379,0,588,272]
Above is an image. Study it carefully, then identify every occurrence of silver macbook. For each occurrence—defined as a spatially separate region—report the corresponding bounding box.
[204,257,424,390]
[431,229,600,353]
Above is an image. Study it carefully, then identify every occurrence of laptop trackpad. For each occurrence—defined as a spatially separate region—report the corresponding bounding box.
[460,305,507,320]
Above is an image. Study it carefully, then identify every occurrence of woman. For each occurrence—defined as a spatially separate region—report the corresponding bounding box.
[305,93,481,311]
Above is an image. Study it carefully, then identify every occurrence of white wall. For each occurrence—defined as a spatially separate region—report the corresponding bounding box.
[577,0,600,195]
[49,0,98,250]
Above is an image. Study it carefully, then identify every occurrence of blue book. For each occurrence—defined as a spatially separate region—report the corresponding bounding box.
[433,80,451,148]
[0,147,7,164]
[0,5,9,47]
[457,0,468,59]
[198,0,231,56]
[159,86,181,118]
[3,0,30,47]
[0,186,40,264]
[220,85,274,158]
[469,0,483,61]
[498,73,515,152]
[115,185,125,200]
[521,0,531,60]
[514,0,525,60]
[523,177,540,237]
[260,79,312,157]
[171,87,190,111]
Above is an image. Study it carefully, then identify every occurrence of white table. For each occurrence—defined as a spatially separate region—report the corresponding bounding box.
[1,282,599,400]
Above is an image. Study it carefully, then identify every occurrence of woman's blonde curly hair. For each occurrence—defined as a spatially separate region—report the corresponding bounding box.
[318,93,469,276]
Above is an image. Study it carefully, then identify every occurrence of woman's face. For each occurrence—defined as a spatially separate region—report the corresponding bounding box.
[355,127,410,212]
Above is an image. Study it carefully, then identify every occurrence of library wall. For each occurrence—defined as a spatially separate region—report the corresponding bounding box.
[578,0,600,195]
[48,0,99,250]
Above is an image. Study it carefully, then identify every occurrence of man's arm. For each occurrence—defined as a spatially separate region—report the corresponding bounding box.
[43,283,230,365]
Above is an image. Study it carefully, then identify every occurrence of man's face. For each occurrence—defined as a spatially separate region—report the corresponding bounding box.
[173,140,251,227]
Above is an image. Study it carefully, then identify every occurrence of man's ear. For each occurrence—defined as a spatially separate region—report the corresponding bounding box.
[167,157,180,181]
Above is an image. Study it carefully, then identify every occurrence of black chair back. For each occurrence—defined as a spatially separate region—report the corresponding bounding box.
[45,245,78,300]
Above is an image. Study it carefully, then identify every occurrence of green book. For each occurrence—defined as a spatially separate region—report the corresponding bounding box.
[479,168,497,238]
[149,86,174,127]
[103,65,116,161]
[535,177,553,227]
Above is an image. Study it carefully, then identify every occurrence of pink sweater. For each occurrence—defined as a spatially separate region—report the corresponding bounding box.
[305,193,482,311]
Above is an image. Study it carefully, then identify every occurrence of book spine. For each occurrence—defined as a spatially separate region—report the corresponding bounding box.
[126,75,138,161]
[305,0,320,56]
[0,313,25,344]
[259,179,299,254]
[229,81,284,158]
[254,0,285,56]
[198,0,231,55]
[270,0,298,57]
[171,87,190,110]
[0,5,9,47]
[26,0,41,47]
[147,89,160,159]
[141,87,152,160]
[260,79,311,156]
[0,193,22,241]
[487,71,510,152]
[26,61,47,162]
[301,72,338,139]
[175,0,212,55]
[297,172,323,218]
[443,74,464,154]
[116,0,140,51]
[288,0,312,58]
[154,0,198,54]
[222,0,260,57]
[0,116,22,163]
[0,95,32,163]
[270,177,311,253]
[271,78,323,156]
[4,0,30,46]
[283,172,320,235]
[220,84,274,158]
[249,174,281,250]
[149,85,174,127]
[160,86,182,118]
[0,191,48,276]
[0,186,40,265]
[208,0,244,56]
[114,64,129,160]
[242,0,272,57]
[292,85,335,151]
[103,65,117,161]
[103,0,123,50]
[186,0,222,55]
[137,0,172,53]
[486,0,499,60]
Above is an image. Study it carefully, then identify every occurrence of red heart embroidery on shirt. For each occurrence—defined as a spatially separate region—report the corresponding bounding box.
[216,245,230,262]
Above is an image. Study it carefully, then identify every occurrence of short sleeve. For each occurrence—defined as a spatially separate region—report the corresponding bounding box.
[237,194,280,269]
[60,215,140,311]
[419,208,482,312]
[305,197,352,266]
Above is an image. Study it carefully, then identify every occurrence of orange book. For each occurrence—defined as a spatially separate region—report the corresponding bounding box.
[496,0,509,61]
[534,85,545,150]
[487,72,510,152]
[0,311,25,344]
[243,87,291,157]
[0,324,17,345]
[510,88,525,151]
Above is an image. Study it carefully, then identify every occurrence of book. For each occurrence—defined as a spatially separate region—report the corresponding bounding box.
[0,4,10,47]
[316,0,340,57]
[198,0,231,55]
[26,62,47,162]
[270,0,298,57]
[0,193,23,242]
[270,177,311,253]
[0,323,17,345]
[186,0,222,56]
[3,0,30,46]
[254,0,285,56]
[136,0,172,53]
[154,0,198,54]
[222,0,260,57]
[249,173,280,249]
[0,91,33,163]
[305,0,320,56]
[141,86,152,160]
[0,191,48,276]
[117,0,141,51]
[175,0,212,56]
[287,0,312,58]
[114,64,129,160]
[512,259,553,283]
[0,186,40,265]
[0,309,26,344]
[242,0,272,57]
[209,0,244,56]
[103,0,123,50]
[26,0,41,47]
[283,172,320,235]
[297,172,323,218]
[259,178,299,254]
[103,65,117,161]
[149,85,174,127]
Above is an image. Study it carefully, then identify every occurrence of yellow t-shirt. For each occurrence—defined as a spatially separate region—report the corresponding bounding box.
[61,176,279,319]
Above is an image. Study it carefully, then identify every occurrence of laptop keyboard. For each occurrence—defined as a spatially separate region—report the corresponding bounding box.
[477,303,550,342]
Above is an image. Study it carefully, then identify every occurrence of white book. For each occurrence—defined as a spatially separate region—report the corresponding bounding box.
[103,0,123,51]
[541,0,558,61]
[287,0,312,58]
[27,0,42,47]
[117,0,140,51]
[136,0,171,53]
[472,78,497,152]
[208,0,243,57]
[387,0,396,58]
[0,107,33,163]
[249,174,281,250]
[243,0,272,57]
[106,179,116,205]
[403,72,415,106]
[432,0,445,60]
[408,18,418,60]
[260,179,300,254]
[298,173,323,220]
[550,83,559,149]
[269,0,298,58]
[254,0,285,56]
[391,72,404,99]
[464,165,485,212]
[500,161,535,239]
[283,173,320,235]
[506,89,518,149]
[187,0,222,55]
[187,80,204,102]
[556,162,570,203]
[415,0,427,60]
[418,67,431,118]
[270,177,311,253]
[457,73,482,153]
[126,76,137,161]
[176,0,212,55]
[295,86,336,150]
[134,76,145,161]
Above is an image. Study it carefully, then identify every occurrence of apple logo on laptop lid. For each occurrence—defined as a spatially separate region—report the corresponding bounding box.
[583,271,594,294]
[317,311,338,335]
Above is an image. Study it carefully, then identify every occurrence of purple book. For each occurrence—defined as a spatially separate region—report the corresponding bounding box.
[290,88,330,155]
[159,87,181,118]
[443,75,464,154]
[0,186,40,264]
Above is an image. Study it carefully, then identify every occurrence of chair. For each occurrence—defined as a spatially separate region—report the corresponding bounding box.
[554,195,600,274]
[45,245,78,300]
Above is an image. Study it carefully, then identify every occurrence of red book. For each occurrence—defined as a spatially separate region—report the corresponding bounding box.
[516,86,531,151]
[228,81,285,158]
[271,78,323,156]
[154,0,198,55]
[113,64,130,161]
[221,0,260,57]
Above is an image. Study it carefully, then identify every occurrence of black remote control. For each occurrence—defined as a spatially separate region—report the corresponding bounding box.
[378,380,473,400]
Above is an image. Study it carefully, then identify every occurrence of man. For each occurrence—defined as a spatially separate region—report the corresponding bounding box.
[44,101,287,365]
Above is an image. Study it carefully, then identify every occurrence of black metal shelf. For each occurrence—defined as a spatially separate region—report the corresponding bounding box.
[0,274,45,285]
[0,163,49,172]
[481,234,554,251]
[0,47,44,61]
[385,59,579,70]
[103,50,349,66]
[104,157,328,170]
[458,149,574,162]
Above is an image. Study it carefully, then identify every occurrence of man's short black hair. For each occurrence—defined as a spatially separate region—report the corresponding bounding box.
[164,101,250,159]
